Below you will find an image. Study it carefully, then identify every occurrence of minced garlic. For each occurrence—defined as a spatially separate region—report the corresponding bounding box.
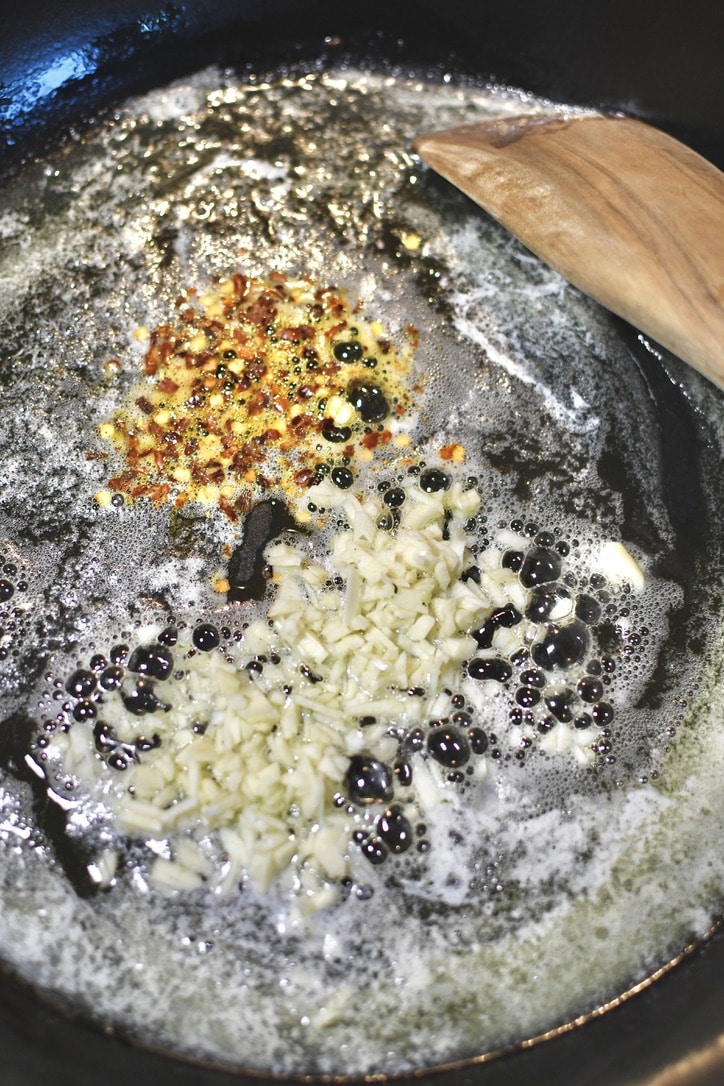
[50,475,488,900]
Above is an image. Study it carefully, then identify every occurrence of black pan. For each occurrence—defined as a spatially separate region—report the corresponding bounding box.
[0,2,723,1084]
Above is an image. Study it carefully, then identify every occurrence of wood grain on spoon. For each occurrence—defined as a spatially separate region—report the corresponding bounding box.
[413,114,724,389]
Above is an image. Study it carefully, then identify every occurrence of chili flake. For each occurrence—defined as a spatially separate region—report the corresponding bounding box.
[102,273,414,514]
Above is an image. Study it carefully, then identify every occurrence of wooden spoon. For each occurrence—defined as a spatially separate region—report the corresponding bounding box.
[413,114,724,389]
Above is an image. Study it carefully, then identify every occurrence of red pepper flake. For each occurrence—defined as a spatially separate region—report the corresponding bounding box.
[188,351,211,369]
[324,321,347,340]
[230,451,250,476]
[147,483,170,503]
[156,377,179,394]
[439,443,465,462]
[219,495,238,522]
[294,468,316,487]
[144,326,174,373]
[246,359,268,382]
[101,270,414,517]
[203,414,221,435]
[280,325,315,342]
[234,491,253,515]
[362,432,381,450]
[232,273,249,299]
[205,461,226,484]
[245,301,278,326]
[289,413,314,430]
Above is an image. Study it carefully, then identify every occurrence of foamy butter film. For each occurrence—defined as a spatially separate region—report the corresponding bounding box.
[0,66,723,1077]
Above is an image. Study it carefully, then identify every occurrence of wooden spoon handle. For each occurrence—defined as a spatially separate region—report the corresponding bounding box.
[413,115,724,389]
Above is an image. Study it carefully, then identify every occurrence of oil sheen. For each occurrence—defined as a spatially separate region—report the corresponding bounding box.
[0,66,723,1076]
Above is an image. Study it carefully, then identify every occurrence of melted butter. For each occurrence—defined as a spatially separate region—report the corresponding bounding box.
[0,65,722,1078]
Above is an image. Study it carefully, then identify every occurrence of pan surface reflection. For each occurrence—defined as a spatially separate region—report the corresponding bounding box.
[0,65,722,1077]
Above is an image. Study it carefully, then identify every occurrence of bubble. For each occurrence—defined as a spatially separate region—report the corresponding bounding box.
[375,807,413,853]
[347,383,389,423]
[331,467,354,490]
[192,624,220,652]
[65,669,97,698]
[345,755,394,805]
[383,487,405,508]
[519,547,562,588]
[333,341,364,363]
[127,645,175,681]
[532,620,589,669]
[468,658,513,683]
[427,727,471,768]
[419,469,450,493]
[100,665,124,691]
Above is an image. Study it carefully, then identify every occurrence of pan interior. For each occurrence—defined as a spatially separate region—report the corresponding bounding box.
[0,64,723,1076]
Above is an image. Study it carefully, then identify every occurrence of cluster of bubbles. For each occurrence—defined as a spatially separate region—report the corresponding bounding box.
[0,555,29,663]
[337,686,493,868]
[35,621,228,769]
[465,524,628,762]
[328,508,646,869]
[36,467,644,883]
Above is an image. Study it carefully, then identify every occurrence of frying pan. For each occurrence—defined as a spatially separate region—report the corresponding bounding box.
[1,1,723,1083]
